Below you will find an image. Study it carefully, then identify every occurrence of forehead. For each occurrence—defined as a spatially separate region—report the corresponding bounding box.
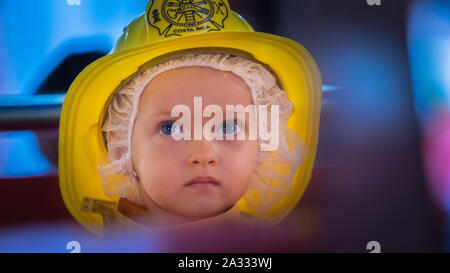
[138,66,253,116]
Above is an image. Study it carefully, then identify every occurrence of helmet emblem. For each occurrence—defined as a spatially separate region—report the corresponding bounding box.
[147,0,229,37]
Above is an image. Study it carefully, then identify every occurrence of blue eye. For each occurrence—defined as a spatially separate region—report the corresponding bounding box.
[159,121,181,136]
[221,120,240,135]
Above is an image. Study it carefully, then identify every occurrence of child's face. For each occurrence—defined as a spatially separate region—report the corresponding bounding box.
[131,66,259,218]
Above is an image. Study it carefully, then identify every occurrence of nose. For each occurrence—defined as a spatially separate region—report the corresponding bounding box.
[188,140,219,167]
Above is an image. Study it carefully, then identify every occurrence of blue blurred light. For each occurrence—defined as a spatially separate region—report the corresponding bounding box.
[0,86,337,108]
[0,0,148,95]
[407,0,450,126]
[0,94,65,107]
[442,40,450,101]
[0,131,51,178]
[408,1,450,245]
[0,221,163,253]
[322,85,343,92]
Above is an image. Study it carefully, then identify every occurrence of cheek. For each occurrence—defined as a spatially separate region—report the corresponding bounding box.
[131,133,184,195]
[132,126,180,166]
[225,140,258,168]
[221,140,259,193]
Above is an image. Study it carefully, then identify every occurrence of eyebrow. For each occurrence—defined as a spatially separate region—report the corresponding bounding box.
[153,110,172,115]
[150,110,178,118]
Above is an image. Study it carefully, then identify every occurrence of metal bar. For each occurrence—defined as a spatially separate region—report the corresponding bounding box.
[0,86,341,131]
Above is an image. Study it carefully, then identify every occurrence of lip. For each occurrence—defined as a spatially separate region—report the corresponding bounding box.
[185,176,221,187]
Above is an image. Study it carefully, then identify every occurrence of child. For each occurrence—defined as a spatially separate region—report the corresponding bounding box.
[98,53,304,231]
[58,0,322,236]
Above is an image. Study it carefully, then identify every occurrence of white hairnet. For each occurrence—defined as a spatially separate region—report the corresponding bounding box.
[98,53,305,215]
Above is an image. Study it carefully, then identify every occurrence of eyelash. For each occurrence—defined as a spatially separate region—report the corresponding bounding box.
[158,119,242,137]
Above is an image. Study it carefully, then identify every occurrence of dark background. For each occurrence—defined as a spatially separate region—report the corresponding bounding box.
[0,0,446,252]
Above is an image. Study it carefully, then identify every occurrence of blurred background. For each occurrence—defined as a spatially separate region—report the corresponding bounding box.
[0,0,449,252]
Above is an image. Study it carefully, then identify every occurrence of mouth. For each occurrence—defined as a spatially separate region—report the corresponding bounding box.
[185,176,221,188]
